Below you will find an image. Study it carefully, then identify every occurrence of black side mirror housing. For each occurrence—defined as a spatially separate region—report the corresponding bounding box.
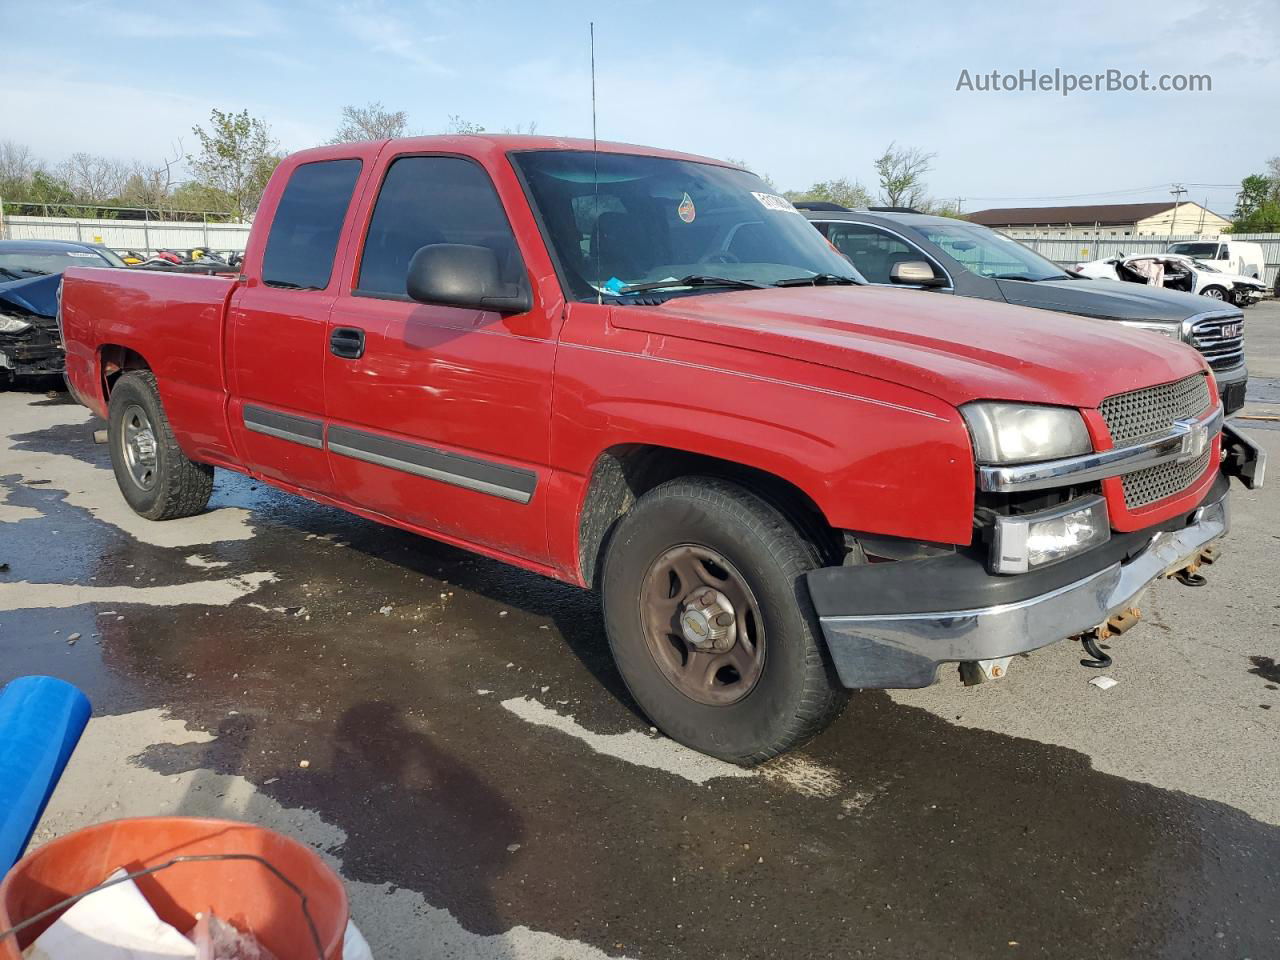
[889,260,947,288]
[405,244,532,314]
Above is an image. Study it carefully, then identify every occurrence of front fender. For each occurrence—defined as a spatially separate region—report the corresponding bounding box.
[546,337,975,582]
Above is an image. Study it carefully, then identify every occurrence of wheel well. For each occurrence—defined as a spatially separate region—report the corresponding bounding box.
[577,444,839,588]
[99,345,151,404]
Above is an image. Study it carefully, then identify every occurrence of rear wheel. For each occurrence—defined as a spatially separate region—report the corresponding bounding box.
[601,477,848,764]
[107,371,213,520]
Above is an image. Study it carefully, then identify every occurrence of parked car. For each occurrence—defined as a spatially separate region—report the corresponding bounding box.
[1167,239,1266,281]
[1072,252,1267,306]
[0,239,123,386]
[59,137,1264,762]
[800,208,1249,413]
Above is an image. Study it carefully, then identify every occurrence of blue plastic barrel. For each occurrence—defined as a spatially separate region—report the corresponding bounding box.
[0,677,91,874]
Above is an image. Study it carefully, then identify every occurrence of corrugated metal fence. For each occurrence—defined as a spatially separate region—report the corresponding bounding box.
[0,213,252,254]
[1018,233,1280,287]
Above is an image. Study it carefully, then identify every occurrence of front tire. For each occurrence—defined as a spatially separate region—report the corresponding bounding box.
[601,477,848,765]
[107,371,213,520]
[1201,285,1230,302]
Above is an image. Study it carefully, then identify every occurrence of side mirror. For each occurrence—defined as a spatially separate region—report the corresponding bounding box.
[889,260,946,288]
[405,244,531,314]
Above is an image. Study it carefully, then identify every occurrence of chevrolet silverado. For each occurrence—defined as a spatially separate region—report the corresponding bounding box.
[59,136,1266,763]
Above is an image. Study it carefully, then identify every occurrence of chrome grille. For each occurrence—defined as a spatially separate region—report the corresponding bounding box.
[1121,448,1212,509]
[1188,312,1245,371]
[1099,374,1212,447]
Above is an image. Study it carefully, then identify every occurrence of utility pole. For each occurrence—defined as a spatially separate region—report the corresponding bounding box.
[1168,183,1187,240]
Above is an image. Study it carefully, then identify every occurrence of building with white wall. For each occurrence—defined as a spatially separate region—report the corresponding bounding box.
[966,202,1231,240]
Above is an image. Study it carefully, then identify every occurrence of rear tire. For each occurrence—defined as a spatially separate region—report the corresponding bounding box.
[601,477,848,765]
[107,371,213,520]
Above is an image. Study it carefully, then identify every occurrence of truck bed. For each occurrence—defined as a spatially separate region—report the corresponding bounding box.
[61,267,240,464]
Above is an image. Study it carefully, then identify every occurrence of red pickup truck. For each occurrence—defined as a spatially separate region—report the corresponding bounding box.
[59,135,1265,763]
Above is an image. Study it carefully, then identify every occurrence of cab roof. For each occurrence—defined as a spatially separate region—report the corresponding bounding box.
[289,134,744,170]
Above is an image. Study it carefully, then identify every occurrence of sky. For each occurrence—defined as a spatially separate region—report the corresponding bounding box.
[3,0,1277,216]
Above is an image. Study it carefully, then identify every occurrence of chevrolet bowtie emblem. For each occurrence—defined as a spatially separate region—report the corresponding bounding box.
[1177,418,1210,460]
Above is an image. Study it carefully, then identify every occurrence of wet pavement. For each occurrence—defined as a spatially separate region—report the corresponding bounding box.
[3,308,1280,958]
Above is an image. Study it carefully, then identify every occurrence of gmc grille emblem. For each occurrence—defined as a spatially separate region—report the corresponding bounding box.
[1219,322,1243,339]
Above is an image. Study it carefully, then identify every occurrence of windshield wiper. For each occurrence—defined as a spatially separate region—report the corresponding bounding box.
[773,273,860,287]
[0,267,45,280]
[619,275,766,294]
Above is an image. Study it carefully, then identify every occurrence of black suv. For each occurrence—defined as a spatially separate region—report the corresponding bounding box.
[801,207,1248,413]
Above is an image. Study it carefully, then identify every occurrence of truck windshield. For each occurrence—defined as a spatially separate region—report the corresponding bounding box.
[913,222,1070,282]
[511,150,860,301]
[1168,242,1221,259]
[0,249,117,278]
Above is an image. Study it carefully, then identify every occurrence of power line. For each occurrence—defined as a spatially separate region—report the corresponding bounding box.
[964,184,1171,202]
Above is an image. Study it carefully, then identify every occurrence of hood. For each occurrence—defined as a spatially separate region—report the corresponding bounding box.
[611,285,1208,409]
[998,276,1239,322]
[0,274,61,319]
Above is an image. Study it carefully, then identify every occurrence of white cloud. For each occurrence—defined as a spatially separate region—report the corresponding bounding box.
[331,0,454,75]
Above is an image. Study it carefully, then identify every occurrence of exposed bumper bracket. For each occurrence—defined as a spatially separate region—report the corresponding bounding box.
[1221,421,1266,489]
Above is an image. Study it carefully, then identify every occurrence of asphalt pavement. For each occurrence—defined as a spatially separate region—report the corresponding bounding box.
[2,301,1279,959]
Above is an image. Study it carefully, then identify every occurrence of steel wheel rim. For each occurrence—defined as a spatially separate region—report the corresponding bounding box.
[120,403,159,491]
[639,544,766,706]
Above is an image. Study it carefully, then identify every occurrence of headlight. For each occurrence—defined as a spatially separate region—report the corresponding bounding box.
[991,495,1109,574]
[962,403,1092,464]
[0,314,33,335]
[1120,320,1182,340]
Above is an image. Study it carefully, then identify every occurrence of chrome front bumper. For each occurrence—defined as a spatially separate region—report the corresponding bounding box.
[815,487,1229,690]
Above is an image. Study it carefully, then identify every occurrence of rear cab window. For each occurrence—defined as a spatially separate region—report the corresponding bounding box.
[355,155,526,299]
[262,158,363,291]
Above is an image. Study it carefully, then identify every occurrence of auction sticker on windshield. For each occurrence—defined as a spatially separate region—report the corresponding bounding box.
[752,192,801,214]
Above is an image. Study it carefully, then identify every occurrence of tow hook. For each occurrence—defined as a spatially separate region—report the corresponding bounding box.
[1076,607,1141,669]
[1171,546,1216,587]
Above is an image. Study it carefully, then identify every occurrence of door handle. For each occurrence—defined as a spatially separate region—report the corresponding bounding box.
[330,327,365,359]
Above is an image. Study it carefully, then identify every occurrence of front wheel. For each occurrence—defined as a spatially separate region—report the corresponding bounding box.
[1201,285,1230,302]
[601,477,848,764]
[107,371,213,520]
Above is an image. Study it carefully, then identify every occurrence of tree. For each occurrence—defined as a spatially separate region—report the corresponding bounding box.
[725,157,777,192]
[446,115,486,134]
[874,142,935,209]
[783,177,871,209]
[331,101,408,143]
[188,109,281,220]
[115,141,187,217]
[0,140,41,198]
[1232,173,1272,222]
[58,152,129,206]
[22,170,78,215]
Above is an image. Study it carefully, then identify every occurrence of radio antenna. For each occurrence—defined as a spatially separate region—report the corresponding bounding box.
[590,21,602,305]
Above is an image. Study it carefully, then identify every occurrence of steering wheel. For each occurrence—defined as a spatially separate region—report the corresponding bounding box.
[698,252,741,264]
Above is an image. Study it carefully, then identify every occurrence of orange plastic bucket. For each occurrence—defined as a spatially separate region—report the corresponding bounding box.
[0,817,348,959]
